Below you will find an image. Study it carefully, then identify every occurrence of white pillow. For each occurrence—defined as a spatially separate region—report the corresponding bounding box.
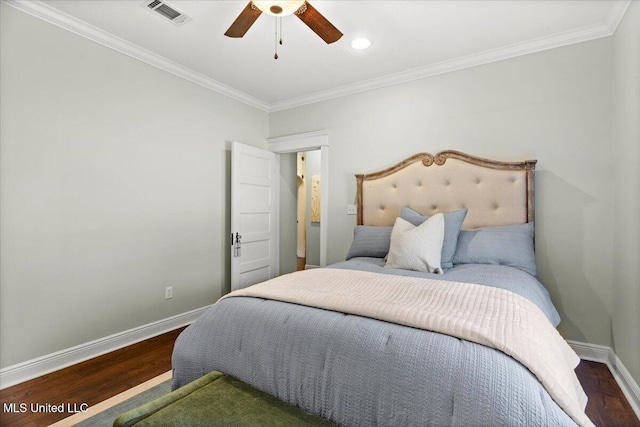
[384,214,445,274]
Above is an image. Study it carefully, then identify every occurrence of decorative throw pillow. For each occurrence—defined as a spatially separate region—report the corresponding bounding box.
[401,207,468,269]
[346,226,393,260]
[452,222,537,276]
[385,214,444,274]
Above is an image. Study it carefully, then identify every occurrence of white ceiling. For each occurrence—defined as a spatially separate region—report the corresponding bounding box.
[8,0,630,111]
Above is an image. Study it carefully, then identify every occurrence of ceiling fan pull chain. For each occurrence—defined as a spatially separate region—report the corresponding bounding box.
[279,16,283,45]
[274,17,278,59]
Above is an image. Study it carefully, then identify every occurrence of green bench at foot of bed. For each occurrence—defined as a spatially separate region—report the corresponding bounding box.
[113,371,335,427]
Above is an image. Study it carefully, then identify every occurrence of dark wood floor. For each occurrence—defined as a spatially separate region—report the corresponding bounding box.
[576,360,640,427]
[1,327,638,427]
[0,327,186,427]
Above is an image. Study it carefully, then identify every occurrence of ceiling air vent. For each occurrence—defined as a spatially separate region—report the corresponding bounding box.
[143,0,191,26]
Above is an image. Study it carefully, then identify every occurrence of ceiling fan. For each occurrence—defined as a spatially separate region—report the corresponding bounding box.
[225,1,343,58]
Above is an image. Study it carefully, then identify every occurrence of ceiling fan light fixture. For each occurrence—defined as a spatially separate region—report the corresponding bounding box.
[251,0,306,17]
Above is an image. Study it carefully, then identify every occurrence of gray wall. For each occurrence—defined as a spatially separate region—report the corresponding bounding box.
[0,4,268,368]
[271,38,615,349]
[612,1,640,386]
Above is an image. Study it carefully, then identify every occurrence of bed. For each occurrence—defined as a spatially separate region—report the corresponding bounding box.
[172,150,593,426]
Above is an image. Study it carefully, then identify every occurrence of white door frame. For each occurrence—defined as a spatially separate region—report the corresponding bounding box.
[267,130,329,267]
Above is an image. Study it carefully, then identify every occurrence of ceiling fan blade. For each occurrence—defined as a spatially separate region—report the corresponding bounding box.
[225,2,262,38]
[295,2,343,44]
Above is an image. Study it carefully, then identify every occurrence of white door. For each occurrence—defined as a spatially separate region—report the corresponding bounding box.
[231,142,279,291]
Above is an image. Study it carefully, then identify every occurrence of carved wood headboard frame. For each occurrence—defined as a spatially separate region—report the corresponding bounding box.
[355,150,537,229]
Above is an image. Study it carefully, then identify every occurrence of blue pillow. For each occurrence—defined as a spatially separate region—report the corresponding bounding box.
[346,226,393,260]
[452,223,537,276]
[401,207,468,269]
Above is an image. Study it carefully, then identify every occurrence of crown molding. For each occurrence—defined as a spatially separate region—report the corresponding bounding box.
[4,0,631,114]
[606,0,632,31]
[3,0,270,112]
[269,0,632,112]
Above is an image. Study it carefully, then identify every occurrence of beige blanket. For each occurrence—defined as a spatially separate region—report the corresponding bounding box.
[224,268,593,427]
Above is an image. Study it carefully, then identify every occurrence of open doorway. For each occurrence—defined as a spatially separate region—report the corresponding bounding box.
[268,130,329,274]
[296,151,321,270]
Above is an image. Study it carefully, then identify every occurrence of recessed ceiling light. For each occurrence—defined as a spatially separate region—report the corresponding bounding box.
[350,38,371,50]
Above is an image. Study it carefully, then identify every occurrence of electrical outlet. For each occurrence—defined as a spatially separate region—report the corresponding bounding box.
[165,286,173,300]
[347,204,357,215]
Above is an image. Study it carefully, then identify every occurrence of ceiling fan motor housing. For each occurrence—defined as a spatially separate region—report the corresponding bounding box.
[252,1,306,17]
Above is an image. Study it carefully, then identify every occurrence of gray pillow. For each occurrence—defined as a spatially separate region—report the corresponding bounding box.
[452,222,537,276]
[401,207,468,269]
[346,226,393,260]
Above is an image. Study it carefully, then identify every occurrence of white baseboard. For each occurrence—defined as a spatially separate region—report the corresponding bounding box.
[0,305,211,390]
[305,264,321,269]
[569,340,640,419]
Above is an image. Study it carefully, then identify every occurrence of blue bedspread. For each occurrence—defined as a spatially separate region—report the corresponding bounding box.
[172,260,578,426]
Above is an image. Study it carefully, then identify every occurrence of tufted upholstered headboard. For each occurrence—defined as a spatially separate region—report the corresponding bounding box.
[355,151,536,229]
